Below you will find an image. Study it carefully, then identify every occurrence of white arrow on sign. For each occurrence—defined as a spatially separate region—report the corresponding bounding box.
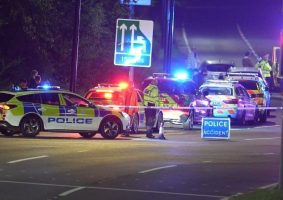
[130,24,137,50]
[119,24,127,51]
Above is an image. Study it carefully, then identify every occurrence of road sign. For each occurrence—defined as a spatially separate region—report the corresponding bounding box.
[114,19,154,68]
[120,0,151,6]
[201,118,230,140]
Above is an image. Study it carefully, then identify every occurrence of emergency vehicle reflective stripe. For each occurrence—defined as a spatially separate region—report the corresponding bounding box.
[23,103,42,115]
[10,102,24,116]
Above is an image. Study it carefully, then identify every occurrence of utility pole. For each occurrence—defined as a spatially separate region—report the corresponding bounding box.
[70,0,81,92]
[163,0,175,74]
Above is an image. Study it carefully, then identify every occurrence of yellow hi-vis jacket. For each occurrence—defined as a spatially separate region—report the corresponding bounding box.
[143,83,159,106]
[256,60,272,78]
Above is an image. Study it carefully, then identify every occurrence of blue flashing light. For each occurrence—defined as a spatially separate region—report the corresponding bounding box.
[174,72,188,80]
[37,85,61,90]
[42,84,51,89]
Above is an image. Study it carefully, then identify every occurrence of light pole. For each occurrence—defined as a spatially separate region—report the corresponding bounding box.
[70,0,81,92]
[163,0,175,74]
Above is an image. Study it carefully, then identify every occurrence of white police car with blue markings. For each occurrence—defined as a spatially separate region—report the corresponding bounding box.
[0,86,130,139]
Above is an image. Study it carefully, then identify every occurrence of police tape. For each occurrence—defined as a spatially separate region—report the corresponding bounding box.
[96,104,283,111]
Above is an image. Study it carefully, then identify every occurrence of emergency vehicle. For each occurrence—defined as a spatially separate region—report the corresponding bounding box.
[85,82,163,134]
[142,73,197,128]
[0,86,130,139]
[227,73,271,122]
[198,80,258,124]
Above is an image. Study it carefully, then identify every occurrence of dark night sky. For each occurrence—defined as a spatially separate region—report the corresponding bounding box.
[171,0,283,65]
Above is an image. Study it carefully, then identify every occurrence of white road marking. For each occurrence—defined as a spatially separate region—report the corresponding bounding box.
[202,161,213,163]
[259,183,277,189]
[139,165,177,174]
[59,186,85,196]
[244,137,280,141]
[0,180,225,199]
[263,153,275,155]
[7,155,48,164]
[77,150,88,153]
[232,125,280,131]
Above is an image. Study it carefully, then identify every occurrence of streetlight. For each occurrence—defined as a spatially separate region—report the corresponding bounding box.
[70,0,81,92]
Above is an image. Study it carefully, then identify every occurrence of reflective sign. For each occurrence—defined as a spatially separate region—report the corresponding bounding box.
[201,118,230,139]
[114,19,153,67]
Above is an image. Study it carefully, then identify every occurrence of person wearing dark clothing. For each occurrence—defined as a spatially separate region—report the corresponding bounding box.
[18,79,28,90]
[28,69,39,88]
[35,75,41,87]
[242,51,254,67]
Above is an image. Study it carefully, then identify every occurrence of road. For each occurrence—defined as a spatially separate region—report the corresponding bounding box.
[0,95,282,200]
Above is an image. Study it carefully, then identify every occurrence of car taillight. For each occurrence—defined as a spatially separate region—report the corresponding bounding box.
[104,93,113,99]
[223,99,238,104]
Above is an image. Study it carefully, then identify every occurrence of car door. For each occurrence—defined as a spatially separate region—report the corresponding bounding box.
[136,89,146,128]
[40,92,65,130]
[60,93,98,131]
[238,86,256,120]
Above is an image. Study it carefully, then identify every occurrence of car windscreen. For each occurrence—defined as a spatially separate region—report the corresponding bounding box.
[201,87,233,96]
[158,79,196,95]
[0,93,15,102]
[206,64,233,72]
[238,81,258,90]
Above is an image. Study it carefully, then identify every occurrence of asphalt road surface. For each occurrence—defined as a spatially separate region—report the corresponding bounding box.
[0,95,282,200]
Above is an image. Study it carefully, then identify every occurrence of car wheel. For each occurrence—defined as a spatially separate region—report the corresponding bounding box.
[20,115,42,137]
[131,113,139,134]
[259,110,267,123]
[79,132,96,138]
[153,112,163,133]
[99,117,121,139]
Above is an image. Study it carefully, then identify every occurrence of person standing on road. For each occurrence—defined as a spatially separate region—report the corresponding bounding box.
[256,53,273,88]
[122,81,139,136]
[242,51,254,67]
[143,79,159,139]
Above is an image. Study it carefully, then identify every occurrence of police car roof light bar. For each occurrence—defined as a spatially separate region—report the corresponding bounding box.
[97,83,119,88]
[152,73,171,78]
[36,85,61,90]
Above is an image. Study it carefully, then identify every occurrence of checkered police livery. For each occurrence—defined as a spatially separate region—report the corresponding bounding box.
[0,87,130,139]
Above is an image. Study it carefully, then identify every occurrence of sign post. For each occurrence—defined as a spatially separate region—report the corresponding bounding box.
[201,118,231,140]
[114,19,154,68]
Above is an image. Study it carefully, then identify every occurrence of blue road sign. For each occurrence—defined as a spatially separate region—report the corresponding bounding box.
[201,118,230,139]
[120,0,152,6]
[114,19,154,67]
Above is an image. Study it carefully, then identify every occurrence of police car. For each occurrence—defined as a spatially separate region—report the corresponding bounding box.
[198,80,258,124]
[85,82,163,134]
[227,73,271,122]
[0,86,130,139]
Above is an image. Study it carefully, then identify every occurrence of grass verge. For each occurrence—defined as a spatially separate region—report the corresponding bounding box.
[230,186,283,200]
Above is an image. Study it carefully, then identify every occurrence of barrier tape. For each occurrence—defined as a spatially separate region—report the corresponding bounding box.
[97,104,283,111]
